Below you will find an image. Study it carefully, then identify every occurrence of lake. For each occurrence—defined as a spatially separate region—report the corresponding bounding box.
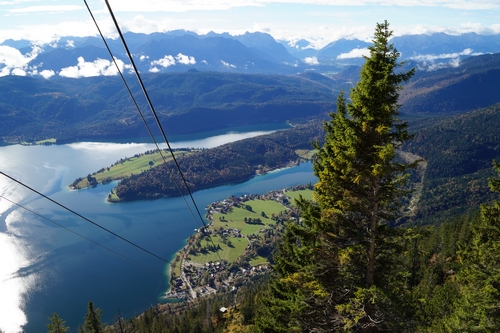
[0,128,316,333]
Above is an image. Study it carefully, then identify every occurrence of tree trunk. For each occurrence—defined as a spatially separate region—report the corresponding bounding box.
[366,181,379,287]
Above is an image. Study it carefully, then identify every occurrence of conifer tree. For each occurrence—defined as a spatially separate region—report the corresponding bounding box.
[256,20,414,332]
[79,301,105,333]
[47,312,70,333]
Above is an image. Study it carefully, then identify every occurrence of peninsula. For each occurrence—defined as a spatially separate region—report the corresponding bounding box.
[165,184,314,300]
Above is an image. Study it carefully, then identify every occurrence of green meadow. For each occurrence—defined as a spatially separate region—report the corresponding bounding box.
[187,235,248,264]
[295,149,317,159]
[211,199,286,235]
[74,150,193,188]
[187,198,289,266]
[286,189,314,205]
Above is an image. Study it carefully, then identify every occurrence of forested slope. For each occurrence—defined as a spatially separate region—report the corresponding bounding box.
[399,52,500,114]
[404,102,500,223]
[0,71,335,143]
[113,121,323,201]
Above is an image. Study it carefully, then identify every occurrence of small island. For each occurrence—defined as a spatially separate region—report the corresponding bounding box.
[165,184,314,301]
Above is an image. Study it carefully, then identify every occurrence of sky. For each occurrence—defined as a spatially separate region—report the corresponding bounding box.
[0,0,499,49]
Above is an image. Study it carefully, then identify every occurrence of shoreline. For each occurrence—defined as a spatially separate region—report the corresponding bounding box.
[69,159,305,203]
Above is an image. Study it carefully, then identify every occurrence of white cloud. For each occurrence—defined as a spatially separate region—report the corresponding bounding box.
[139,55,149,61]
[0,20,104,46]
[414,48,487,71]
[201,60,208,65]
[175,53,196,65]
[1,0,500,52]
[449,57,461,67]
[337,47,370,59]
[409,48,483,61]
[59,56,131,78]
[0,0,40,4]
[11,67,26,76]
[0,44,41,76]
[106,1,500,12]
[149,53,196,70]
[151,55,175,68]
[0,67,9,77]
[8,5,84,13]
[39,69,55,79]
[303,56,319,65]
[424,58,460,71]
[66,40,75,48]
[107,0,261,13]
[220,60,236,68]
[115,15,167,35]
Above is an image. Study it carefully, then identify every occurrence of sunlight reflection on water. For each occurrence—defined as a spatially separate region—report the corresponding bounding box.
[0,233,31,333]
[0,128,284,332]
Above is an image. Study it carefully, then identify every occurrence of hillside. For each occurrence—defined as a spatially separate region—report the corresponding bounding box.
[404,102,500,223]
[111,121,323,201]
[399,52,500,114]
[0,72,335,144]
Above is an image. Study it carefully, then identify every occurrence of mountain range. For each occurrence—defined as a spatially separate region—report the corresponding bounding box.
[2,30,500,78]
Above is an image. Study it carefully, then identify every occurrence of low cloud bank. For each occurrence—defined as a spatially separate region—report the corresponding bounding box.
[410,48,486,71]
[409,48,483,61]
[59,57,131,78]
[0,44,42,77]
[149,53,196,72]
[303,56,319,65]
[220,60,236,68]
[337,48,370,59]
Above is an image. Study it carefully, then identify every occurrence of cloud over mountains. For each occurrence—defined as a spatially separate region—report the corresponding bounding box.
[1,30,500,78]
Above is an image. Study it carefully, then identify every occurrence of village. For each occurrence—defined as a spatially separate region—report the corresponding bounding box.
[165,184,314,300]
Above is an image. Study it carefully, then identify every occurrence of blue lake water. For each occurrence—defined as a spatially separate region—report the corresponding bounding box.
[0,130,316,333]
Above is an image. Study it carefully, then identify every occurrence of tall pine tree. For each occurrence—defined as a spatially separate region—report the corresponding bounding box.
[256,20,414,332]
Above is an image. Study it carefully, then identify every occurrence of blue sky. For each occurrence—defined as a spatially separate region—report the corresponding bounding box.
[0,0,499,48]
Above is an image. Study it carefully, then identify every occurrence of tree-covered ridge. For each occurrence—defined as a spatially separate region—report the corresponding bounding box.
[113,121,323,201]
[404,102,500,223]
[0,71,335,144]
[399,52,500,114]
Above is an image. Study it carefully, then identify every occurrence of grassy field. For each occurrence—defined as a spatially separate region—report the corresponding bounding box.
[286,189,314,205]
[75,150,194,188]
[187,199,288,266]
[188,235,248,264]
[21,138,57,145]
[170,253,183,277]
[250,256,268,266]
[295,149,317,159]
[211,199,286,235]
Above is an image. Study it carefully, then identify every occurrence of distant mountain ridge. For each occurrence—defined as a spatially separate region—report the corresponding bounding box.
[2,30,500,77]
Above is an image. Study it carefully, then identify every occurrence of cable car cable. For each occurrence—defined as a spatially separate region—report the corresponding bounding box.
[83,0,203,231]
[0,171,171,264]
[0,194,171,277]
